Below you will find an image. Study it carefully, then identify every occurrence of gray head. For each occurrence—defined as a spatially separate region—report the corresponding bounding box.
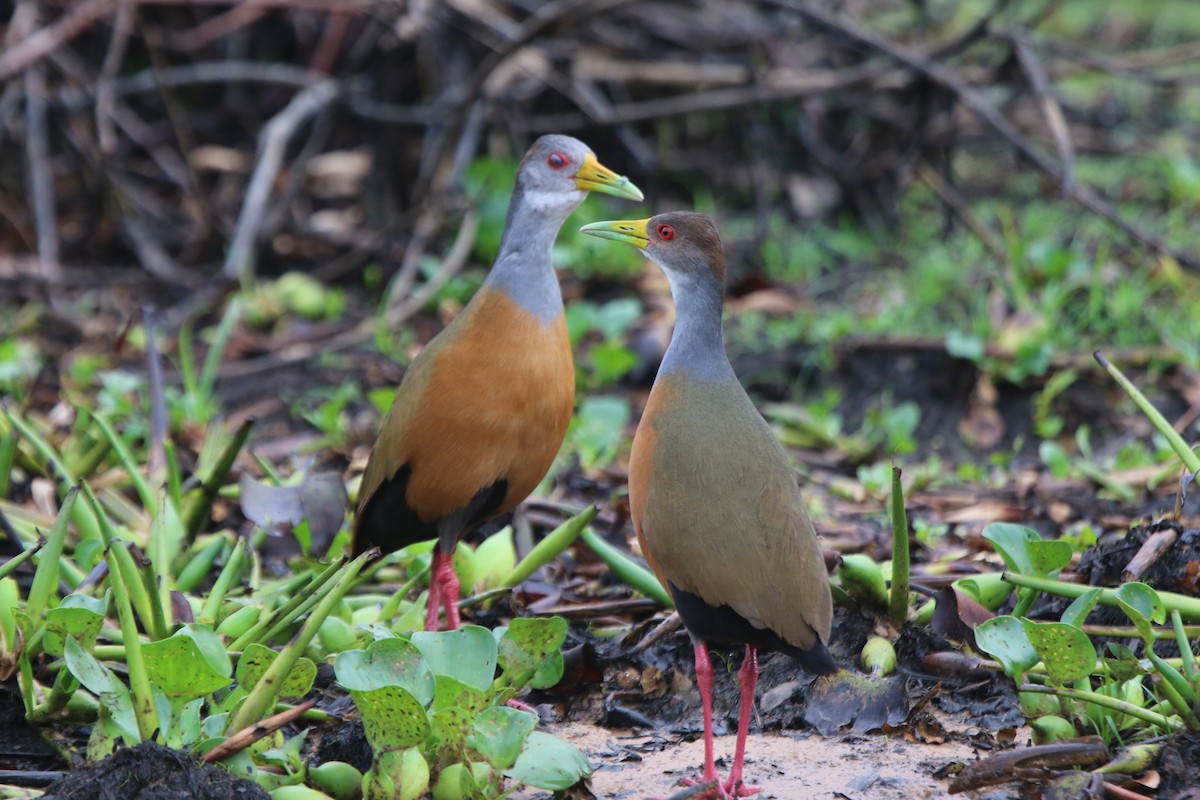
[579,211,726,287]
[512,135,643,217]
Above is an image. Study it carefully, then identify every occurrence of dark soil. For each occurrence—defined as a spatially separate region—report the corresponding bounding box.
[41,743,269,800]
[0,687,64,775]
[1159,730,1200,800]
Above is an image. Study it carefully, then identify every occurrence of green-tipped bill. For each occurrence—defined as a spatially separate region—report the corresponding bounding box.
[578,217,651,248]
[574,154,644,201]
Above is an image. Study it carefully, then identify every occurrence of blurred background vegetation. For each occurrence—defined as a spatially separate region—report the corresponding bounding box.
[1,0,1198,530]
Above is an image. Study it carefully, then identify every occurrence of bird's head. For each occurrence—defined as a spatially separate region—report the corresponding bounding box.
[579,211,726,287]
[515,135,643,213]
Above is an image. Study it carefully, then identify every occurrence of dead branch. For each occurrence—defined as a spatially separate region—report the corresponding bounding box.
[0,0,117,84]
[222,78,340,281]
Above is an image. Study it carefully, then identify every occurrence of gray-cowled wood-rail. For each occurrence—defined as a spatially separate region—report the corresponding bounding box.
[353,135,642,631]
[581,212,836,798]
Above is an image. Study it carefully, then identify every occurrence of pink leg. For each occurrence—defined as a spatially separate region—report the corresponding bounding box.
[433,547,462,630]
[723,645,761,797]
[694,642,720,784]
[423,551,443,631]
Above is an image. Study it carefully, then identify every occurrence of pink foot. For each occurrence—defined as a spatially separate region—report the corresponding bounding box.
[722,777,761,797]
[679,775,729,799]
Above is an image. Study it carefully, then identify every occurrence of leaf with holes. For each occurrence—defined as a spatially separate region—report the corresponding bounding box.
[469,706,537,770]
[1022,620,1096,684]
[497,617,568,689]
[982,523,1073,577]
[975,615,1039,678]
[351,685,431,751]
[235,643,316,700]
[143,630,233,704]
[335,637,434,706]
[44,594,107,657]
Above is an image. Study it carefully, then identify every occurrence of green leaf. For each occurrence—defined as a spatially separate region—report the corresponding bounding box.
[472,527,517,591]
[1021,620,1097,684]
[505,731,592,790]
[982,523,1073,577]
[974,615,1039,678]
[63,637,140,743]
[334,638,434,706]
[235,643,317,701]
[143,633,233,704]
[1060,588,1103,628]
[469,706,537,770]
[1113,582,1166,642]
[44,594,107,657]
[176,624,234,679]
[411,626,497,693]
[497,617,568,689]
[1103,642,1145,681]
[350,685,430,751]
[428,675,489,754]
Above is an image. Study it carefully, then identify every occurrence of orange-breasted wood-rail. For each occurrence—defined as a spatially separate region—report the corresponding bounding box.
[581,211,836,798]
[353,135,642,631]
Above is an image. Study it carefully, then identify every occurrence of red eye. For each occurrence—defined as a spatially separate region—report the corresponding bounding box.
[546,152,568,169]
[656,224,676,241]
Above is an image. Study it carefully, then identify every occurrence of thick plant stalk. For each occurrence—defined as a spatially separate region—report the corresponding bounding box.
[888,465,910,625]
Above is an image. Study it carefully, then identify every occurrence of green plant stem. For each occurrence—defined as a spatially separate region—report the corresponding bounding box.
[457,586,511,610]
[1,405,101,547]
[0,538,43,581]
[197,538,246,623]
[1018,683,1182,732]
[1094,352,1200,473]
[378,568,428,621]
[109,541,163,642]
[580,528,673,608]
[229,560,341,651]
[182,417,255,540]
[227,553,368,734]
[89,412,155,515]
[501,505,599,588]
[888,465,910,625]
[175,534,230,594]
[103,543,156,740]
[1171,611,1197,681]
[25,486,77,624]
[1002,572,1200,620]
[0,431,17,498]
[1083,623,1200,639]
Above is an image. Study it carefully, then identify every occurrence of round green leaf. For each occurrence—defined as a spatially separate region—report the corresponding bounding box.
[411,626,497,693]
[235,643,316,700]
[64,637,139,742]
[335,637,434,705]
[350,685,430,750]
[45,597,106,657]
[176,623,233,678]
[974,615,1039,677]
[1060,588,1103,629]
[469,706,537,770]
[498,617,567,687]
[504,731,592,790]
[1021,620,1096,684]
[982,523,1072,577]
[1113,582,1165,633]
[143,635,234,702]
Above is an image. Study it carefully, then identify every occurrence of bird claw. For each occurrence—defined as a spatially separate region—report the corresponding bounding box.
[678,776,730,799]
[723,778,760,797]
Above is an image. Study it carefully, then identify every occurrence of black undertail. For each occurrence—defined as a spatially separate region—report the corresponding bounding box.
[352,465,508,557]
[669,581,837,675]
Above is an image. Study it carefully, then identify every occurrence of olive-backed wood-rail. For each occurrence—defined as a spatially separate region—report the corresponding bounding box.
[353,135,642,631]
[581,212,836,798]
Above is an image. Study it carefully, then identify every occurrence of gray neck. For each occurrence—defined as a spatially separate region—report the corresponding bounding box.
[484,187,581,323]
[659,270,733,382]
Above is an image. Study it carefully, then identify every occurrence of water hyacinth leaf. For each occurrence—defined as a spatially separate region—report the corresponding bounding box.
[469,706,537,770]
[1022,620,1097,684]
[497,617,568,688]
[350,685,430,750]
[974,615,1039,678]
[982,523,1073,577]
[505,731,592,790]
[428,674,490,751]
[235,643,316,700]
[411,626,497,693]
[334,637,434,706]
[432,674,489,713]
[1113,582,1165,641]
[142,634,233,703]
[63,637,139,743]
[1060,588,1104,628]
[44,594,107,657]
[954,572,1012,610]
[176,624,233,679]
[1103,642,1145,681]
